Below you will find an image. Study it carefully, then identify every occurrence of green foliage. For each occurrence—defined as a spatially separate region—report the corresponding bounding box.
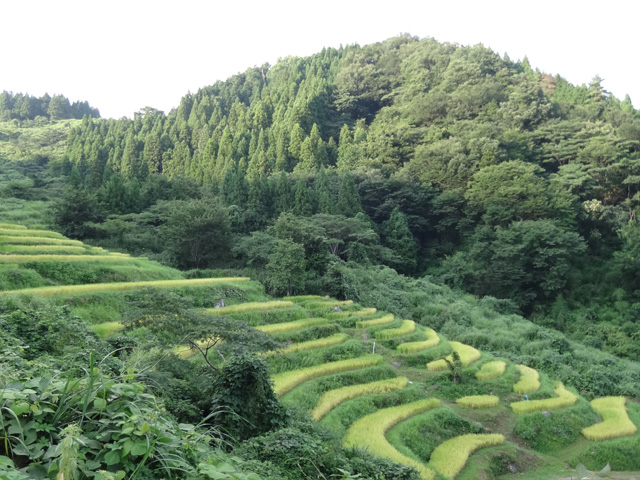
[211,353,288,441]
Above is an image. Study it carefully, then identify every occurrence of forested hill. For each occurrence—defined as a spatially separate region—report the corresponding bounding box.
[48,34,640,359]
[0,91,100,122]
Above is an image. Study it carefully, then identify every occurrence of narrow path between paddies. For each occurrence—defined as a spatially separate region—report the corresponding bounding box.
[513,364,540,393]
[376,320,415,340]
[510,381,577,414]
[397,327,440,353]
[476,360,507,380]
[256,317,330,334]
[428,433,504,479]
[343,398,441,480]
[0,277,250,296]
[0,228,64,238]
[0,254,146,263]
[272,354,384,397]
[202,300,294,314]
[312,377,409,421]
[0,235,83,246]
[582,396,638,441]
[456,395,500,409]
[427,341,481,371]
[264,333,349,357]
[356,314,394,328]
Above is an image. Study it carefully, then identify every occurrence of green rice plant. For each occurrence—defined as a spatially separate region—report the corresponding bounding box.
[513,365,540,394]
[326,307,377,319]
[304,299,354,310]
[428,433,504,478]
[397,328,440,353]
[266,333,349,357]
[202,300,294,314]
[343,398,441,480]
[312,377,409,421]
[90,321,124,337]
[356,314,394,328]
[256,317,330,334]
[510,382,578,414]
[0,235,83,246]
[0,277,251,296]
[283,295,329,303]
[272,354,384,397]
[476,360,507,381]
[582,397,638,441]
[376,320,415,340]
[0,223,27,229]
[0,228,63,238]
[0,254,145,263]
[427,342,481,371]
[456,395,500,409]
[0,244,89,254]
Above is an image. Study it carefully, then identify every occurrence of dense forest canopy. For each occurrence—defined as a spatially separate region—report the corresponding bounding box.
[0,91,100,122]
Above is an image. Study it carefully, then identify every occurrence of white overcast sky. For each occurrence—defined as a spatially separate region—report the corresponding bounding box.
[2,0,638,119]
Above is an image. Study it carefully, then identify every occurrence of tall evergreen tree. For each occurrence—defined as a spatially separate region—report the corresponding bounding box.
[337,173,363,217]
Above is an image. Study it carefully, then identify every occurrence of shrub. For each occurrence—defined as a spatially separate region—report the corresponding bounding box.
[256,317,329,334]
[397,328,440,353]
[511,382,578,414]
[0,277,250,296]
[376,320,416,340]
[312,377,409,420]
[476,361,507,381]
[582,397,637,441]
[427,342,481,371]
[356,314,394,328]
[272,354,384,397]
[343,398,441,480]
[428,434,504,478]
[513,365,540,393]
[456,395,500,408]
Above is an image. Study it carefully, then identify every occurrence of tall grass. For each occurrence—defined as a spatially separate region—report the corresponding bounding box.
[203,300,294,314]
[272,355,384,397]
[456,395,500,409]
[343,398,441,480]
[0,277,251,296]
[256,317,329,334]
[312,377,409,421]
[513,365,540,394]
[428,433,504,478]
[0,235,83,246]
[427,342,481,371]
[266,333,349,356]
[376,320,416,340]
[582,397,638,441]
[90,322,124,337]
[356,314,394,328]
[397,328,440,353]
[0,254,144,263]
[511,382,578,414]
[476,361,507,381]
[0,228,63,238]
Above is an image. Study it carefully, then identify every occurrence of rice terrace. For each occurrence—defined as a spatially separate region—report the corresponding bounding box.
[1,223,639,479]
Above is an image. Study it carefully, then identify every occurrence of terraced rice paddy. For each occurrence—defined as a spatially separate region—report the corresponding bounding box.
[0,277,251,296]
[476,360,507,380]
[267,333,349,356]
[513,365,540,394]
[510,382,577,414]
[582,397,638,441]
[272,355,384,397]
[397,327,440,353]
[426,341,481,371]
[428,434,504,478]
[456,395,500,408]
[256,317,330,334]
[203,300,294,314]
[356,314,394,328]
[0,254,145,263]
[375,320,415,340]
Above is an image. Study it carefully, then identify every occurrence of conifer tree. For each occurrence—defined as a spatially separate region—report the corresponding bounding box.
[384,207,417,274]
[315,168,333,214]
[274,171,293,214]
[293,178,313,216]
[337,173,362,217]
